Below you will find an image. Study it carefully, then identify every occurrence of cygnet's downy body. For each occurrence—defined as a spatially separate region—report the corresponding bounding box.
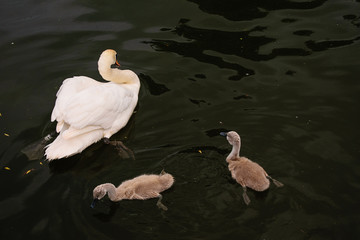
[220,131,283,205]
[91,170,174,210]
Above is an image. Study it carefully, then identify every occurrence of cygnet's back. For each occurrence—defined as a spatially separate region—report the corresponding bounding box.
[228,157,270,192]
[119,173,174,200]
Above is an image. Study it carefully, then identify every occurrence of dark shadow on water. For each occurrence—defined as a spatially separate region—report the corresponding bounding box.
[188,0,327,21]
[205,128,231,137]
[145,19,258,80]
[139,73,170,96]
[253,188,270,201]
[92,201,120,222]
[145,19,313,80]
[306,36,360,51]
[21,131,57,161]
[10,116,55,161]
[343,14,360,27]
[48,155,82,174]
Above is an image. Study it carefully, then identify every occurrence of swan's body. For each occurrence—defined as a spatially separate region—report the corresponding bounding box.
[220,131,283,205]
[91,170,174,210]
[45,49,140,160]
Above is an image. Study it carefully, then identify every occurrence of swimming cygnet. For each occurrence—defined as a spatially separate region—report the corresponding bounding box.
[220,131,283,205]
[91,170,174,210]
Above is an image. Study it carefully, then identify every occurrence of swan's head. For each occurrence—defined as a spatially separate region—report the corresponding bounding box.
[98,49,121,80]
[220,131,241,146]
[91,184,108,208]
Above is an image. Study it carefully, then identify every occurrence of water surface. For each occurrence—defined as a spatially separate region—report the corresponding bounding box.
[1,0,360,239]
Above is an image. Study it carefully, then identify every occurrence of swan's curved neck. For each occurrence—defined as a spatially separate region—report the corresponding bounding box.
[227,140,241,162]
[99,65,140,86]
[102,183,117,201]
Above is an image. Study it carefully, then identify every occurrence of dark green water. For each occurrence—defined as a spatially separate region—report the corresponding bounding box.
[1,0,360,239]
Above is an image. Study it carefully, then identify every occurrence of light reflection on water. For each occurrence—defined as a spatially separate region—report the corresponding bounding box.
[1,0,360,239]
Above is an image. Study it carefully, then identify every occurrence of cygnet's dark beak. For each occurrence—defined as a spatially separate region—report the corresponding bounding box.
[220,132,227,137]
[90,199,99,208]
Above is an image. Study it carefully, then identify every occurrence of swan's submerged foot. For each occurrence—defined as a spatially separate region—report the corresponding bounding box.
[22,132,55,160]
[103,138,135,159]
[156,194,168,211]
[266,175,284,187]
[242,186,251,205]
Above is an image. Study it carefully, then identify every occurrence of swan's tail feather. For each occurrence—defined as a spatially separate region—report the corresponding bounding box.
[45,129,104,161]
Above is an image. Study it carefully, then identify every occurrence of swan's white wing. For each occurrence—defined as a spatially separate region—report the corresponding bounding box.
[61,82,135,131]
[51,76,100,123]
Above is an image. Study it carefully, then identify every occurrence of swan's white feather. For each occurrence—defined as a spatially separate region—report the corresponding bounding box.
[51,76,99,123]
[45,50,140,161]
[53,81,135,132]
[45,123,104,160]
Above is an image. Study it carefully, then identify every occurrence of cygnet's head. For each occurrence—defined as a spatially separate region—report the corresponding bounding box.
[220,131,241,146]
[91,184,108,208]
[93,184,108,200]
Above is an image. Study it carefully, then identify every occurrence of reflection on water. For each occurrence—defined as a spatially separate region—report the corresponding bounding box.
[1,0,360,239]
[188,0,328,21]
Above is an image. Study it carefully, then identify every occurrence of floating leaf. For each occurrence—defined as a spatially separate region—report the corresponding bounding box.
[4,167,11,170]
[24,169,35,175]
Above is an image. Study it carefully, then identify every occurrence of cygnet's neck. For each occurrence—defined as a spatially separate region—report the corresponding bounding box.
[227,140,241,162]
[102,183,130,201]
[102,183,118,201]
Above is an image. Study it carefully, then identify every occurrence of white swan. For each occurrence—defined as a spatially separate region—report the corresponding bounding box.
[91,170,174,210]
[45,49,140,161]
[220,131,283,205]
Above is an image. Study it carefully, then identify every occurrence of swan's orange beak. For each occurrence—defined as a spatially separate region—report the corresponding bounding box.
[111,60,121,69]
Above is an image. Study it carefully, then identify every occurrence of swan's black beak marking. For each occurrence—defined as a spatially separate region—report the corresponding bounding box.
[220,132,227,137]
[111,63,120,69]
[111,58,121,69]
[90,199,99,208]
